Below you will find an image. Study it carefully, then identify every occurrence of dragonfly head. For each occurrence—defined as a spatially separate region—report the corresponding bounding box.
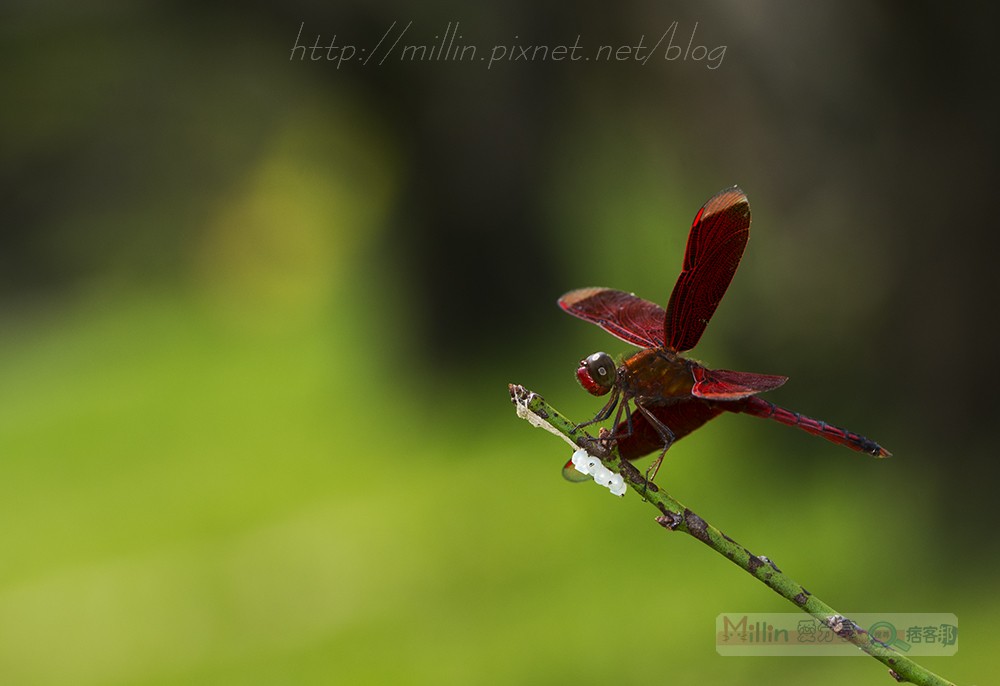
[576,352,616,396]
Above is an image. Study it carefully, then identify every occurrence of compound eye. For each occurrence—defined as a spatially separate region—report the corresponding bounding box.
[576,352,615,396]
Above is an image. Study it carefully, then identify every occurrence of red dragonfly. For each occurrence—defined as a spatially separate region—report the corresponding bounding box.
[559,186,889,482]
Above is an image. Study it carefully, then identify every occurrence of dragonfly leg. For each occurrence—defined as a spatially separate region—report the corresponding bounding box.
[620,399,634,439]
[576,388,621,430]
[634,402,676,483]
[606,396,633,450]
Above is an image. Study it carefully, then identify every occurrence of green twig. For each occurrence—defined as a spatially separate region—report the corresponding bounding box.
[509,384,956,686]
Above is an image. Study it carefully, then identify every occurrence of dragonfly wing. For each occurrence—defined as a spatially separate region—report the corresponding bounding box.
[561,458,593,482]
[691,367,788,400]
[559,287,666,348]
[664,187,751,352]
[616,399,725,461]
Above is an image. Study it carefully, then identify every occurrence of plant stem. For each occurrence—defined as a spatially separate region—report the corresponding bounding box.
[509,384,956,686]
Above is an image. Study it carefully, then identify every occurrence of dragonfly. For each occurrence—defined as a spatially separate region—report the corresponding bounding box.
[558,186,889,483]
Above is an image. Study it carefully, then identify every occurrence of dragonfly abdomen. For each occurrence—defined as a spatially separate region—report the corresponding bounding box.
[736,397,890,457]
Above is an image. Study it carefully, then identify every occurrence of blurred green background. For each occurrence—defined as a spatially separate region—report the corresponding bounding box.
[2,3,996,684]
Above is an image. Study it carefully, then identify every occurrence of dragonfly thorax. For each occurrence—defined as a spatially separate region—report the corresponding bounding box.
[619,348,695,402]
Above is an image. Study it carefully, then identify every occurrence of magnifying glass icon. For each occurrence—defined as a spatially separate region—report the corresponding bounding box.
[869,621,911,652]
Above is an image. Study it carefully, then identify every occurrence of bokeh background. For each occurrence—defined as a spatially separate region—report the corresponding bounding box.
[2,3,997,684]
